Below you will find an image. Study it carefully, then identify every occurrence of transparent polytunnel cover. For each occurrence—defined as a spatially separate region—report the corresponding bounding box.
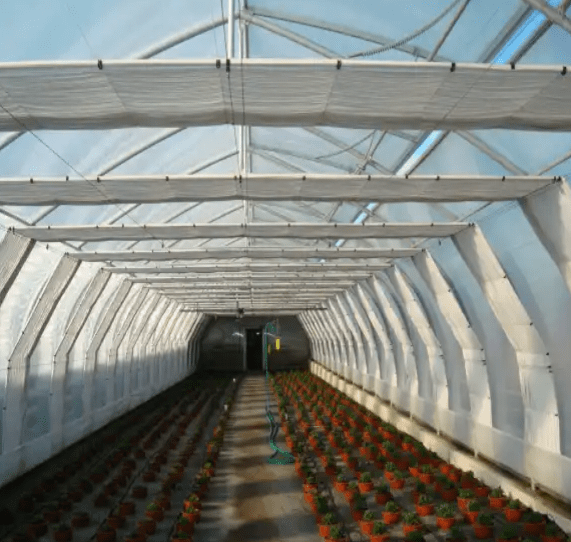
[0,0,570,317]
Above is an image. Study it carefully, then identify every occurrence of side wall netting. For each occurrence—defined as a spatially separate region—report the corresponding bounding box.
[0,232,204,487]
[299,181,571,509]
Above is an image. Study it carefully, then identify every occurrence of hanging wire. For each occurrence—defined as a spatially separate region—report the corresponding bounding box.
[348,0,464,58]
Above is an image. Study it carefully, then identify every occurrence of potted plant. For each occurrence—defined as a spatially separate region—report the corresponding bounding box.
[359,510,377,535]
[447,525,467,542]
[131,486,147,500]
[473,512,494,540]
[474,481,490,497]
[371,521,389,542]
[441,479,459,502]
[403,435,415,451]
[334,472,348,492]
[171,531,191,542]
[96,524,116,542]
[106,509,125,530]
[402,512,423,536]
[318,512,339,538]
[436,504,456,530]
[390,469,406,490]
[409,457,420,478]
[460,471,476,489]
[52,524,72,542]
[118,502,135,517]
[136,518,156,535]
[418,465,434,484]
[27,515,48,538]
[406,531,425,542]
[497,524,520,542]
[175,515,194,535]
[358,472,374,493]
[464,499,482,524]
[326,525,349,542]
[457,489,475,511]
[504,499,525,522]
[384,461,396,480]
[43,502,62,524]
[145,502,164,522]
[375,483,392,505]
[541,523,566,542]
[383,501,401,525]
[71,511,89,529]
[489,487,507,509]
[351,494,368,521]
[413,481,427,504]
[416,494,435,516]
[522,511,546,536]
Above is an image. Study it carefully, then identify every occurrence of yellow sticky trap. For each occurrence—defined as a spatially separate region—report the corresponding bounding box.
[275,338,280,351]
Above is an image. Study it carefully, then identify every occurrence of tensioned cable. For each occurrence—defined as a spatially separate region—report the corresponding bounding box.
[313,131,375,160]
[0,100,171,252]
[348,0,464,58]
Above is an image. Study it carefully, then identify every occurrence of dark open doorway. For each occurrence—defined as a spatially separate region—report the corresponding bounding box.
[246,327,264,371]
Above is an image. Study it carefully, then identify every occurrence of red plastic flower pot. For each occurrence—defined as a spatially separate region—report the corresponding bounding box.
[71,514,90,529]
[325,536,349,542]
[473,523,493,539]
[132,486,148,499]
[524,521,546,536]
[464,511,479,525]
[142,472,156,483]
[461,478,476,489]
[384,471,395,481]
[334,481,348,492]
[436,517,456,530]
[441,489,458,502]
[504,508,524,522]
[28,522,48,538]
[145,510,164,522]
[182,512,200,524]
[106,516,125,530]
[474,486,490,497]
[497,538,518,542]
[176,523,194,535]
[137,520,156,535]
[359,519,375,535]
[390,478,405,490]
[53,528,72,542]
[418,473,434,484]
[541,535,565,542]
[119,502,135,517]
[325,466,336,476]
[96,529,116,542]
[375,493,392,505]
[371,535,390,542]
[403,442,414,452]
[416,504,434,517]
[18,498,35,513]
[488,497,507,509]
[448,471,461,483]
[358,482,374,493]
[457,497,472,512]
[382,511,401,525]
[318,524,337,537]
[43,511,62,524]
[351,509,365,522]
[396,458,409,471]
[409,467,420,478]
[403,524,424,536]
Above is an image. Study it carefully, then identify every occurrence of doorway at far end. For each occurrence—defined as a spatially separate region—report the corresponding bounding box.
[246,327,264,371]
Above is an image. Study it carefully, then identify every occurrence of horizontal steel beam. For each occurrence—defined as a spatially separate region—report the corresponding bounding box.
[131,274,369,283]
[15,222,469,242]
[72,247,420,262]
[104,263,391,273]
[0,174,554,205]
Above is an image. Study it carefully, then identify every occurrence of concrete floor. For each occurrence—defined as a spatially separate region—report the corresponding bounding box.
[193,374,322,542]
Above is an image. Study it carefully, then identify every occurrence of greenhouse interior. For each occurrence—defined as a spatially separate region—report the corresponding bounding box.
[2,0,571,541]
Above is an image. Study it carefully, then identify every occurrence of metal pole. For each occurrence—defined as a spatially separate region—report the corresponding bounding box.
[227,0,235,58]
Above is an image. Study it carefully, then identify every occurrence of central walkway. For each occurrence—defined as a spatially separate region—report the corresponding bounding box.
[194,374,322,542]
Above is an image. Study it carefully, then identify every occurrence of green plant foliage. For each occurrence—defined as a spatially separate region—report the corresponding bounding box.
[376,483,391,494]
[447,525,466,540]
[322,512,338,525]
[403,512,422,525]
[372,521,387,534]
[458,489,475,498]
[476,512,494,526]
[498,524,519,539]
[384,501,400,513]
[418,494,433,505]
[406,531,425,542]
[420,464,433,474]
[436,504,455,518]
[363,510,376,521]
[522,511,544,523]
[415,481,427,492]
[467,501,482,512]
[360,472,372,483]
[490,487,504,497]
[507,499,521,509]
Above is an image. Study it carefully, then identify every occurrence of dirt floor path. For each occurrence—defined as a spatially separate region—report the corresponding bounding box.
[193,374,322,542]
